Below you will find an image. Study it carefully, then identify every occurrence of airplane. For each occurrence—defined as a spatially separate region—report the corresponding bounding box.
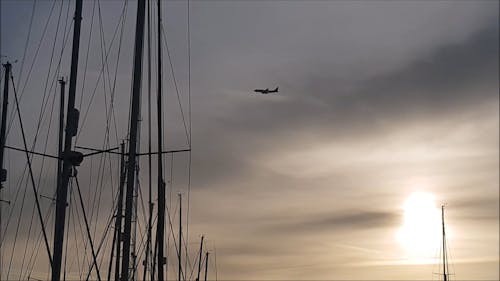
[254,87,278,94]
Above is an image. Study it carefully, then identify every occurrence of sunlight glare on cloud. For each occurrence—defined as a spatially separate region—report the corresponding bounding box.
[397,191,441,262]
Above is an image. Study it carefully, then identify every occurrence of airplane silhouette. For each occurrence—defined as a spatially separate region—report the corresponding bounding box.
[254,87,278,94]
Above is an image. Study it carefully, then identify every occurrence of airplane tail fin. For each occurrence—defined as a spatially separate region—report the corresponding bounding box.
[274,87,279,92]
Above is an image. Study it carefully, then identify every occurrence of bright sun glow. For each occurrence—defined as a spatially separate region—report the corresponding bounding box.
[397,192,441,260]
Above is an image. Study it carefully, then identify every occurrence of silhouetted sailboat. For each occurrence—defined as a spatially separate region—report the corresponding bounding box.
[436,205,454,281]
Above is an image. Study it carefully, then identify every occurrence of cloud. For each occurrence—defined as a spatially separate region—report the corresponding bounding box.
[188,22,498,193]
[222,22,498,137]
[329,24,498,116]
[451,196,500,222]
[261,210,399,235]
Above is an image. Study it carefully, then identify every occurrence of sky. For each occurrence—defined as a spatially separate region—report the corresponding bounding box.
[0,0,498,280]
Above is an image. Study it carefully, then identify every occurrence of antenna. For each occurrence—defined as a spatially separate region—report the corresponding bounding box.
[441,204,449,281]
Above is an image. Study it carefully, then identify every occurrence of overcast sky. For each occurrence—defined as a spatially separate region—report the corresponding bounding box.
[0,0,498,280]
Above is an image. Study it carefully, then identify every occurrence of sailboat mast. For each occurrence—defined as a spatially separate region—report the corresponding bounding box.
[121,0,146,279]
[204,252,209,281]
[109,141,126,281]
[57,78,65,205]
[441,205,447,281]
[0,62,11,190]
[0,62,11,279]
[156,0,167,279]
[144,0,153,279]
[52,0,84,279]
[178,193,182,281]
[196,236,204,281]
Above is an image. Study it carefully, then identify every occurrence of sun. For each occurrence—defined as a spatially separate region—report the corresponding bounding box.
[397,191,441,260]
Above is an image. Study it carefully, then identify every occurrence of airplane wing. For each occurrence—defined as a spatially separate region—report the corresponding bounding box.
[254,87,278,94]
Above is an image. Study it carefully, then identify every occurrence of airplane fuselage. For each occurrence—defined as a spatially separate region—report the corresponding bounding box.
[254,87,278,94]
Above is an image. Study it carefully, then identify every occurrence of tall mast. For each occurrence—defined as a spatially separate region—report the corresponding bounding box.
[144,0,153,279]
[52,0,84,279]
[196,236,204,281]
[120,0,146,279]
[0,62,12,280]
[57,78,65,204]
[441,205,447,281]
[110,141,126,281]
[204,252,209,281]
[178,193,182,281]
[156,0,167,279]
[0,62,11,189]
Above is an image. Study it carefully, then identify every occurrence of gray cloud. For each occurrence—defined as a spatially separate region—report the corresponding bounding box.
[450,196,500,222]
[191,22,498,192]
[220,23,498,137]
[330,25,498,116]
[262,210,399,235]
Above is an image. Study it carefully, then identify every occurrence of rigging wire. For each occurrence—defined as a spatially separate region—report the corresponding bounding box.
[108,0,129,149]
[80,153,122,279]
[40,0,65,120]
[160,24,190,146]
[106,156,126,278]
[6,167,28,280]
[1,1,117,278]
[12,0,57,117]
[166,151,174,279]
[13,2,112,278]
[83,187,121,280]
[187,0,192,151]
[19,0,64,274]
[9,10,75,274]
[19,68,58,280]
[159,6,194,277]
[95,0,120,168]
[59,0,72,68]
[4,1,56,177]
[3,1,196,279]
[128,180,152,279]
[69,197,83,276]
[14,0,37,89]
[6,0,74,144]
[3,20,74,278]
[73,175,102,281]
[77,0,97,115]
[6,16,74,154]
[166,197,186,281]
[75,2,128,275]
[25,200,55,280]
[82,148,131,279]
[62,176,74,281]
[79,150,108,277]
[9,72,53,270]
[187,236,204,281]
[75,1,128,143]
[186,0,193,274]
[445,213,456,280]
[14,6,73,266]
[72,177,92,281]
[1,145,30,276]
[145,0,154,279]
[181,221,193,278]
[3,12,74,266]
[95,2,122,256]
